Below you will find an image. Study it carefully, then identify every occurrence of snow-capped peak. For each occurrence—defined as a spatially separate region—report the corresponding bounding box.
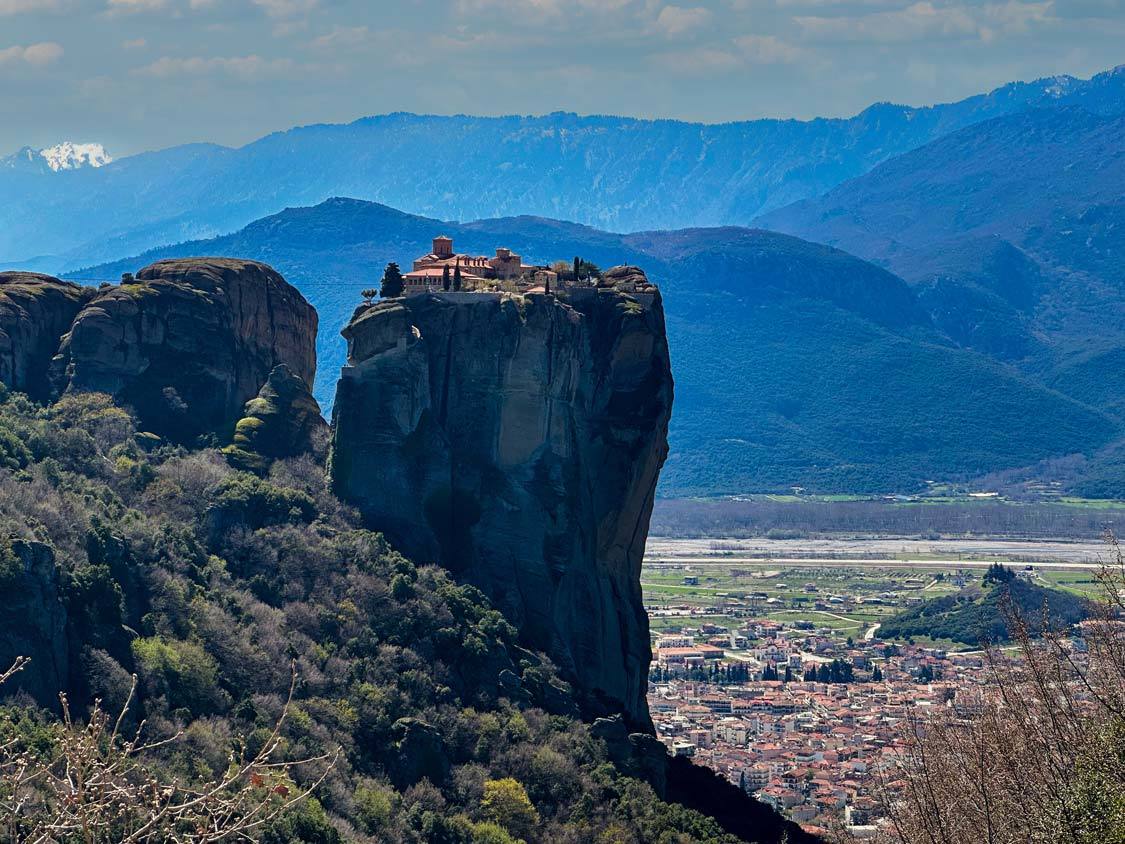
[38,142,112,171]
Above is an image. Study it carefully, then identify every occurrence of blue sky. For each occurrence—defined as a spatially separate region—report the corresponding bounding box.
[1,0,1122,156]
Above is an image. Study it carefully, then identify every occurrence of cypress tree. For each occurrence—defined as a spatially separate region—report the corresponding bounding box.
[453,264,462,292]
[442,265,451,292]
[379,262,405,298]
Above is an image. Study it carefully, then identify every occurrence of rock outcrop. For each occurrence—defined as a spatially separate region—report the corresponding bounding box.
[0,273,94,400]
[223,363,327,472]
[51,258,317,442]
[0,540,68,707]
[328,277,673,729]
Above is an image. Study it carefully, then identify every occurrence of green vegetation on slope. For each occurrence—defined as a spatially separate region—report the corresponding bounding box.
[877,578,1090,646]
[0,384,786,844]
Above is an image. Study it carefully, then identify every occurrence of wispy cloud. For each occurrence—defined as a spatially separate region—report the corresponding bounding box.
[796,0,1052,44]
[105,0,166,14]
[455,0,635,18]
[652,4,713,35]
[105,0,166,13]
[0,0,62,13]
[733,34,805,63]
[0,40,63,66]
[134,53,296,78]
[309,24,370,50]
[251,0,316,17]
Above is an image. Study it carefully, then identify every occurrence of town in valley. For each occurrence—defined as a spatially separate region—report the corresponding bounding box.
[642,534,1109,839]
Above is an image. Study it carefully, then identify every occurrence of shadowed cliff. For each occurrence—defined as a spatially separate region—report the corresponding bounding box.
[328,277,673,730]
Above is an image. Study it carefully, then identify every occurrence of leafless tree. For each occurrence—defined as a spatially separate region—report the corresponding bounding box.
[872,537,1125,844]
[0,658,338,843]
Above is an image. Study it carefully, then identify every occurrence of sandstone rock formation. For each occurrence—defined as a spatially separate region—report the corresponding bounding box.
[0,273,94,400]
[328,276,673,729]
[51,258,317,442]
[223,363,327,472]
[598,265,660,295]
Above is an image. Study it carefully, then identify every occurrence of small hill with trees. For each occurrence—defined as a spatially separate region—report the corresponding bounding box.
[878,571,1090,647]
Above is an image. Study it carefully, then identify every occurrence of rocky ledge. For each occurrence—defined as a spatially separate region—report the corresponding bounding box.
[52,258,318,443]
[328,274,673,729]
[1,259,321,463]
[0,272,95,401]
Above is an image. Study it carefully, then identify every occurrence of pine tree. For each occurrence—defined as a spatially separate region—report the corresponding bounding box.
[573,256,580,280]
[783,664,793,683]
[379,262,405,298]
[453,264,462,292]
[442,265,451,292]
[872,664,883,682]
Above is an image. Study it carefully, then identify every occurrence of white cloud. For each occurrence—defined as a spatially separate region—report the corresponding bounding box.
[653,4,712,34]
[0,41,63,66]
[251,0,316,17]
[135,53,295,78]
[122,37,148,48]
[455,0,635,17]
[733,33,805,62]
[0,0,62,13]
[105,0,166,13]
[309,24,369,49]
[795,0,1051,43]
[655,46,742,74]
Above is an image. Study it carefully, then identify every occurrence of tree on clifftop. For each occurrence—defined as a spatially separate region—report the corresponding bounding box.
[380,262,405,299]
[453,263,463,292]
[442,265,451,292]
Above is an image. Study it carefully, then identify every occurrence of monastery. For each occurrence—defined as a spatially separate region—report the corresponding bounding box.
[404,236,559,295]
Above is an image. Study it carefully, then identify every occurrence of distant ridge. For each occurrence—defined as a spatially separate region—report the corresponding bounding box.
[5,64,1125,270]
[74,197,1119,497]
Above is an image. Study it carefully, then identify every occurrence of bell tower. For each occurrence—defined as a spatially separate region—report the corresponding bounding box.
[433,235,453,258]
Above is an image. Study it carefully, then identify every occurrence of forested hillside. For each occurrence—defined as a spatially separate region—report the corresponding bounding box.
[0,386,809,843]
[760,106,1125,495]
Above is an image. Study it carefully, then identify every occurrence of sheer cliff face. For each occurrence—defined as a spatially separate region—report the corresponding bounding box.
[51,258,318,442]
[1,260,319,454]
[0,273,95,401]
[328,287,673,729]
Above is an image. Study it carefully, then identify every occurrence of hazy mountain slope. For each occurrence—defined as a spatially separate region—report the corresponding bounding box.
[6,66,1125,269]
[77,199,1117,496]
[758,106,1125,491]
[759,108,1125,273]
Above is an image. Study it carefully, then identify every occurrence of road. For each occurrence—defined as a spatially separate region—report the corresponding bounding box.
[645,536,1112,567]
[644,555,1106,571]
